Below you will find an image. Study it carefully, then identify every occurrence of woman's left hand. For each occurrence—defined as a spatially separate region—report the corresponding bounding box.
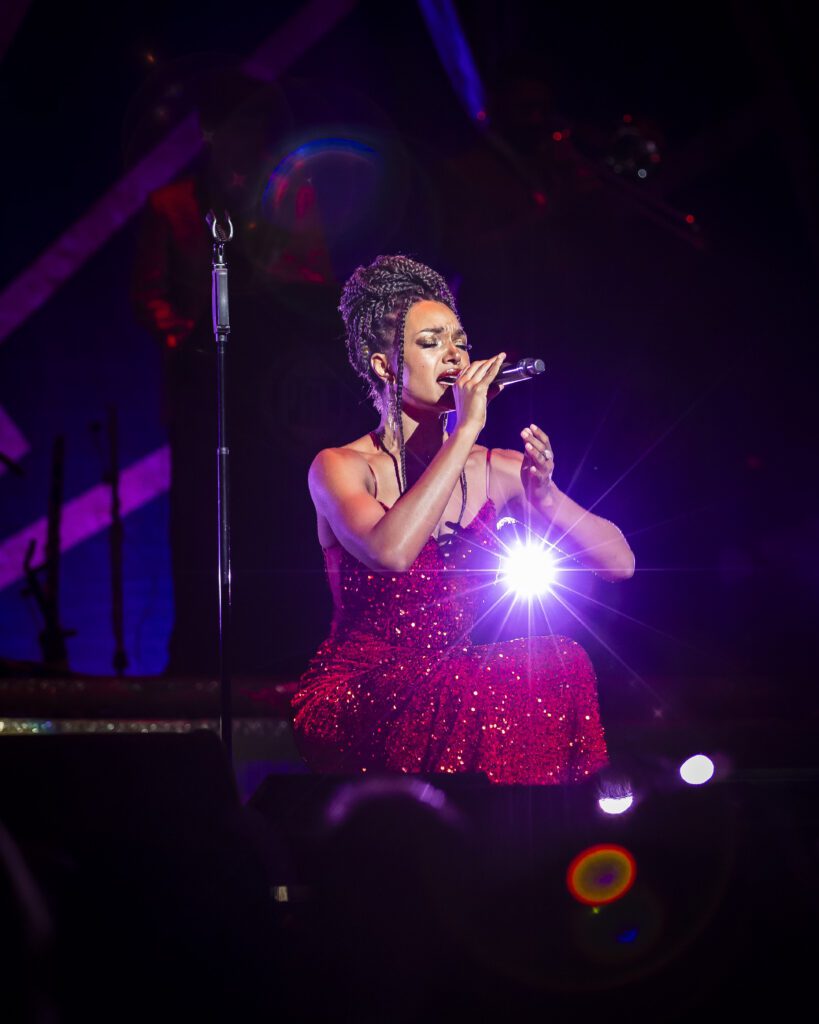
[520,423,555,507]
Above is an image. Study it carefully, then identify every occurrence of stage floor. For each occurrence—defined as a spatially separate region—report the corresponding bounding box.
[2,668,818,802]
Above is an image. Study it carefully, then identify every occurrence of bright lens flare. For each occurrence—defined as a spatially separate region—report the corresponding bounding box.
[500,542,557,597]
[679,754,715,785]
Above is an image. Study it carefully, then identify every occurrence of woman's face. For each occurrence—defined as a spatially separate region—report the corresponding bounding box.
[397,300,471,412]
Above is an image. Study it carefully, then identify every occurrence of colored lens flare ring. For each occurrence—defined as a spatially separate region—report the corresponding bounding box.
[566,844,637,906]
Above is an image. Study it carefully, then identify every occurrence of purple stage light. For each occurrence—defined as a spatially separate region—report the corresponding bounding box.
[417,0,488,125]
[0,404,30,477]
[0,445,170,593]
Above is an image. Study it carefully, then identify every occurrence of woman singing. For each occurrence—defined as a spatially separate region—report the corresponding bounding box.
[292,255,634,784]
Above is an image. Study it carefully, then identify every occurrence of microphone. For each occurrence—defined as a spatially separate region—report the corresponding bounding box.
[496,357,546,385]
[439,357,546,387]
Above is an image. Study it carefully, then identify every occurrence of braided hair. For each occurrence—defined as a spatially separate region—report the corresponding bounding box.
[339,255,458,493]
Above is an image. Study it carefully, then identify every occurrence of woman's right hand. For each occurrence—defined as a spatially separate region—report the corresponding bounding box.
[452,352,506,432]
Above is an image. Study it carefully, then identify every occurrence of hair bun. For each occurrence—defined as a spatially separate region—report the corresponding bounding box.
[339,255,456,330]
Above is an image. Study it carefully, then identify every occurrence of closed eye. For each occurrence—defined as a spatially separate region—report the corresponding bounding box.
[417,332,471,351]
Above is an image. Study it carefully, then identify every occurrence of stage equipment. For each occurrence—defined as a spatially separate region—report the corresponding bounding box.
[21,435,74,670]
[206,209,235,764]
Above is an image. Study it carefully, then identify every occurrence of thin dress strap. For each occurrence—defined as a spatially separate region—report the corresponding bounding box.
[367,433,380,500]
[485,447,493,505]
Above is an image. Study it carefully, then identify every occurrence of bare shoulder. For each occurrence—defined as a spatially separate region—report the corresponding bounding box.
[467,442,488,464]
[308,442,372,495]
[489,447,523,474]
[311,431,375,466]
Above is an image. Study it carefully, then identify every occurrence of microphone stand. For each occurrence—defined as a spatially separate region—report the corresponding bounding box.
[206,210,235,765]
[22,435,74,670]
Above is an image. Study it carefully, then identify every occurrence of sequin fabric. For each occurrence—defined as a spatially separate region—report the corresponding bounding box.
[292,499,608,784]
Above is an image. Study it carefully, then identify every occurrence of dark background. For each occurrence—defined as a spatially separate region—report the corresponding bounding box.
[1,1,816,736]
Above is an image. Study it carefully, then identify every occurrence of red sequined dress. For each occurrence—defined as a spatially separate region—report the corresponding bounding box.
[292,457,608,785]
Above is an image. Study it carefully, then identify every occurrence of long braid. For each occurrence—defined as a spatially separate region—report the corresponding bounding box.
[393,298,410,493]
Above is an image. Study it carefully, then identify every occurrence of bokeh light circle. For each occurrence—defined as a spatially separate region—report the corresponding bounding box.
[679,754,715,785]
[566,844,637,906]
[598,794,634,815]
[260,128,410,278]
[263,136,382,237]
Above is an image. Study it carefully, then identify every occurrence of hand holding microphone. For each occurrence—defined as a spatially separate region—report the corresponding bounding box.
[445,354,546,433]
[439,356,546,388]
